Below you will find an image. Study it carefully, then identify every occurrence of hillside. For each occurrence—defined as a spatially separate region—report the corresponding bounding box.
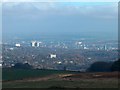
[2,68,119,88]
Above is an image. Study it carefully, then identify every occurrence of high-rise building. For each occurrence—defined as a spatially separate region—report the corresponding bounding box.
[36,42,42,47]
[103,45,107,50]
[31,41,36,47]
[36,42,40,47]
[31,41,42,47]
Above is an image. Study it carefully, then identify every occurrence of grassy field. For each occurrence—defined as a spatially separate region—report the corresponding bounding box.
[2,68,119,88]
[3,79,118,88]
[2,68,78,81]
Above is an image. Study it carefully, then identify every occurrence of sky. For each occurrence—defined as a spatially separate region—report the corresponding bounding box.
[1,0,120,2]
[2,1,118,40]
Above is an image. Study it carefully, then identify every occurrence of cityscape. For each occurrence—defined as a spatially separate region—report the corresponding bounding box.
[1,38,118,71]
[1,1,119,88]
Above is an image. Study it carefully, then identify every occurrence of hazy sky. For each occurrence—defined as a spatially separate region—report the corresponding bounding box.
[2,2,118,40]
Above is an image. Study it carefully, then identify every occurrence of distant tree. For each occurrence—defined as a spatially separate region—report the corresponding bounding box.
[87,61,113,72]
[63,66,67,71]
[111,59,120,71]
[12,63,33,69]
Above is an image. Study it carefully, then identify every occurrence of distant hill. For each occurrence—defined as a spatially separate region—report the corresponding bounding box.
[87,59,120,72]
[111,59,120,71]
[87,61,113,72]
[11,63,33,69]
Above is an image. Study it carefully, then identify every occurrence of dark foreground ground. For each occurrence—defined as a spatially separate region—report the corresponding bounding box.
[2,69,119,88]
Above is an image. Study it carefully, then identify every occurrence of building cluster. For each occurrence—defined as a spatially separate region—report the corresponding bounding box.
[15,41,43,47]
[13,40,118,51]
[2,41,118,71]
[75,41,118,51]
[31,41,42,47]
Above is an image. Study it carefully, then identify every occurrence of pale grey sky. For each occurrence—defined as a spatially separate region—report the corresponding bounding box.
[2,2,118,40]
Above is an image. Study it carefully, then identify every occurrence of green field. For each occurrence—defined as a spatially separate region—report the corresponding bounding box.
[3,79,118,88]
[2,68,78,81]
[2,68,119,88]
